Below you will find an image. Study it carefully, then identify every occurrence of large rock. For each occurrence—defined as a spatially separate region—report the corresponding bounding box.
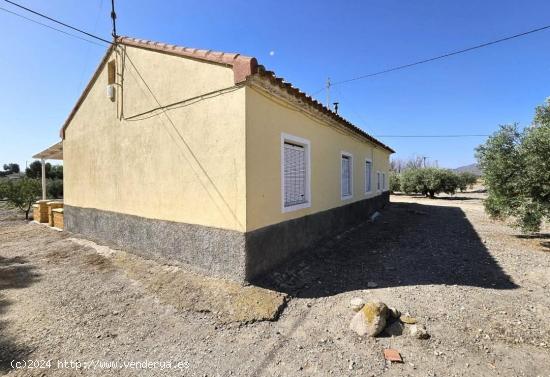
[350,297,365,312]
[349,301,388,337]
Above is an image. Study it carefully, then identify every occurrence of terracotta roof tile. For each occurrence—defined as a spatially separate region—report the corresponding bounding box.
[59,37,394,153]
[252,66,395,152]
[117,36,258,84]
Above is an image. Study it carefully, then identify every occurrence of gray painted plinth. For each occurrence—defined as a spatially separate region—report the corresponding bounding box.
[64,192,389,282]
[64,205,247,281]
[245,191,389,281]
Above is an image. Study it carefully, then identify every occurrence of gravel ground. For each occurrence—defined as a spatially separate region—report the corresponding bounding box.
[0,194,549,377]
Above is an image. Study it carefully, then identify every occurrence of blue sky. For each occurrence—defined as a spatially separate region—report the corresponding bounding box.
[1,0,549,169]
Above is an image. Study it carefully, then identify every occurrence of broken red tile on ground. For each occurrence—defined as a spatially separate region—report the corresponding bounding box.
[384,348,403,363]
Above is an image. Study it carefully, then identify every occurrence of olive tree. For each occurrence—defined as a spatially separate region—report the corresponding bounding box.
[0,178,41,220]
[476,99,550,233]
[457,172,478,192]
[389,172,401,193]
[400,168,458,198]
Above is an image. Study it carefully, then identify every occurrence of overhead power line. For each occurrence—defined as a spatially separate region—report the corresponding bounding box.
[0,0,243,226]
[2,0,112,44]
[0,0,529,143]
[0,6,105,47]
[6,0,550,97]
[313,23,550,90]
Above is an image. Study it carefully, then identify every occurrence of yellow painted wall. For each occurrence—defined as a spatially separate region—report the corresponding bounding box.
[64,44,391,234]
[245,85,391,231]
[64,45,247,231]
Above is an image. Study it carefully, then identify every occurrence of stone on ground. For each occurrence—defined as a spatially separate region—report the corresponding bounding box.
[388,306,401,318]
[349,301,388,337]
[400,313,417,324]
[350,297,365,312]
[410,324,430,339]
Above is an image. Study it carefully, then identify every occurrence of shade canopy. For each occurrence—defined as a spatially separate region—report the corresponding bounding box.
[33,141,63,160]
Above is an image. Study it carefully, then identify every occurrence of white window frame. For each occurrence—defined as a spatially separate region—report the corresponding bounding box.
[340,151,353,200]
[376,171,381,192]
[281,133,311,213]
[364,158,373,194]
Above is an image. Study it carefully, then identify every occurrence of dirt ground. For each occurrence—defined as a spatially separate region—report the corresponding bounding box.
[0,193,549,377]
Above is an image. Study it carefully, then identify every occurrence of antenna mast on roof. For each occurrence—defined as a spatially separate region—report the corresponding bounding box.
[110,0,117,39]
[326,77,331,108]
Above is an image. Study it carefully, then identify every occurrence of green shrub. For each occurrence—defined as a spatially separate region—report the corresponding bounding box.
[389,172,401,192]
[25,161,62,179]
[1,178,41,219]
[476,99,550,233]
[400,168,459,198]
[50,165,63,180]
[47,179,63,199]
[457,172,478,192]
[0,179,8,199]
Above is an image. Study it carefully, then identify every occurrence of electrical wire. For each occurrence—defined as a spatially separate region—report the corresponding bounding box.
[7,0,549,93]
[0,5,106,47]
[0,0,510,141]
[310,23,550,94]
[2,0,112,44]
[76,0,106,95]
[332,24,550,86]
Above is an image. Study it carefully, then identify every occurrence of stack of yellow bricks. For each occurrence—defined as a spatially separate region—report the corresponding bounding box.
[52,208,64,229]
[32,200,64,229]
[32,200,49,223]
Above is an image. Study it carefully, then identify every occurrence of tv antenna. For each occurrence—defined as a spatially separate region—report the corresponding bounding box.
[110,0,117,39]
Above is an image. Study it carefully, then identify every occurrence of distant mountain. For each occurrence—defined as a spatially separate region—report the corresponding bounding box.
[454,163,481,176]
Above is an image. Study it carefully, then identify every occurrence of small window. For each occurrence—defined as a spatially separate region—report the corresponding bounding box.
[281,134,311,212]
[365,160,372,193]
[107,60,116,85]
[341,152,353,199]
[382,172,386,191]
[377,171,381,191]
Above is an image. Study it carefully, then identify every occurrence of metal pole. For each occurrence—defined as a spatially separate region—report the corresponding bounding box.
[111,0,117,38]
[41,159,46,200]
[326,77,331,108]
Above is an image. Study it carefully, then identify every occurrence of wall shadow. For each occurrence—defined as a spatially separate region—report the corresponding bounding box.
[516,233,550,240]
[255,202,518,298]
[516,233,550,252]
[0,255,39,372]
[390,193,481,201]
[432,196,480,201]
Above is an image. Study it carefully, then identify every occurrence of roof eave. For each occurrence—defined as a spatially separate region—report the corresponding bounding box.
[58,36,394,154]
[116,37,258,84]
[250,70,395,153]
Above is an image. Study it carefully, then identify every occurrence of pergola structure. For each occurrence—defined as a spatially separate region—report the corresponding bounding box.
[32,141,63,200]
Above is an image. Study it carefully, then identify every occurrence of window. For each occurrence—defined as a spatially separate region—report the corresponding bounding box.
[341,152,353,199]
[107,60,116,84]
[365,159,372,193]
[281,133,311,212]
[377,171,381,191]
[382,172,386,191]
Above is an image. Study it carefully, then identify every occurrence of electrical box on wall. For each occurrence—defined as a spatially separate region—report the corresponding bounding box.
[106,59,116,102]
[106,84,115,101]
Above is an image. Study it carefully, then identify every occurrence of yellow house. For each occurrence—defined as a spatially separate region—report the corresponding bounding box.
[59,37,394,282]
